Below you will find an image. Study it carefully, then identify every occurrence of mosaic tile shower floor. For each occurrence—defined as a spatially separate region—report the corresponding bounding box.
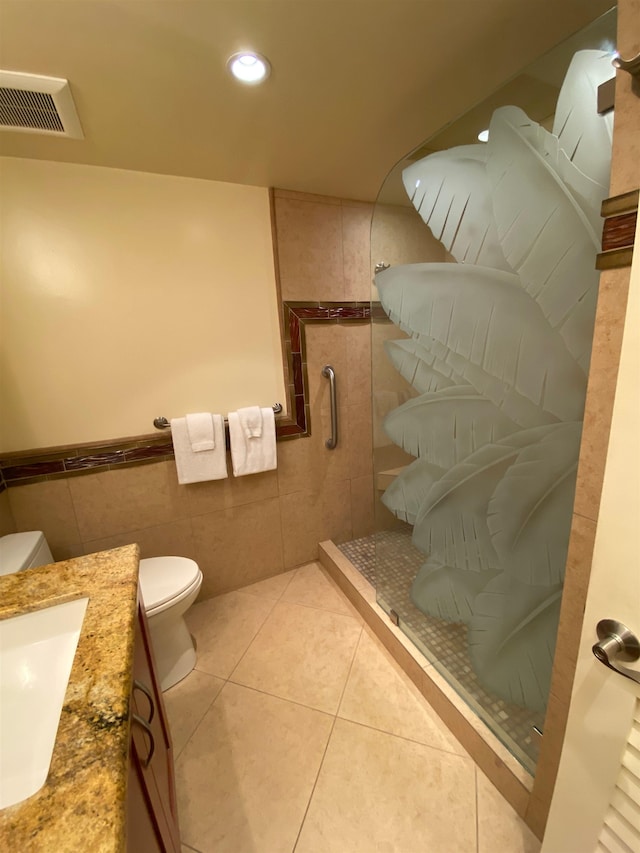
[338,528,544,771]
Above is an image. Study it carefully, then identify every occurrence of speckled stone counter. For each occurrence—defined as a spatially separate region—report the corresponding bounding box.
[0,544,140,852]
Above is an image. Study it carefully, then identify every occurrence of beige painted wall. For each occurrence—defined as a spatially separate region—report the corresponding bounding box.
[0,157,285,452]
[5,189,377,597]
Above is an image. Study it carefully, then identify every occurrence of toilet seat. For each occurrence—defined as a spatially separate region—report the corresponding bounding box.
[139,556,202,616]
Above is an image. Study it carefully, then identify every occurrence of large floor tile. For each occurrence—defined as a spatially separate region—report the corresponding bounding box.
[338,631,467,756]
[231,600,362,713]
[295,719,477,853]
[281,562,361,619]
[176,682,333,853]
[163,669,225,758]
[477,771,540,853]
[186,590,276,679]
[239,569,297,600]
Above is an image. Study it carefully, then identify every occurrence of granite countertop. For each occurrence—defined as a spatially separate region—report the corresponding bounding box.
[0,544,140,852]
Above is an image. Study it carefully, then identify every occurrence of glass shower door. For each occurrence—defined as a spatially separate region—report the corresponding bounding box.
[369,8,617,772]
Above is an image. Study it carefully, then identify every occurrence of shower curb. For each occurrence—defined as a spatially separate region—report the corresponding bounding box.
[319,539,540,840]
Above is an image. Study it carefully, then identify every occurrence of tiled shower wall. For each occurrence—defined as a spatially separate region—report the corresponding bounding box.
[1,189,378,599]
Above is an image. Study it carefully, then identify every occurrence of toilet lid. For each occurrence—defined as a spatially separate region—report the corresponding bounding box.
[0,532,44,576]
[138,557,201,610]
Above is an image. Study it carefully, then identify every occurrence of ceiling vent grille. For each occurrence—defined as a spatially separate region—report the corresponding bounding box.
[0,71,83,139]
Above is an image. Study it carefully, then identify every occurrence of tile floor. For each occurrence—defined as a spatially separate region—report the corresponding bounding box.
[164,562,540,853]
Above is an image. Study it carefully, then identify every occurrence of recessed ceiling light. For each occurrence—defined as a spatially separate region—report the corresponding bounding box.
[227,52,271,85]
[477,129,489,143]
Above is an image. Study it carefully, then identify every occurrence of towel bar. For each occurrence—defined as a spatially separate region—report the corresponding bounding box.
[153,403,282,430]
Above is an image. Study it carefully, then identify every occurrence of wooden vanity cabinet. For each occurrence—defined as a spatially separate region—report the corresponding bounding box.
[126,598,181,853]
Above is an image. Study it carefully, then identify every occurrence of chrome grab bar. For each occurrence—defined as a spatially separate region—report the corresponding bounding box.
[322,365,338,450]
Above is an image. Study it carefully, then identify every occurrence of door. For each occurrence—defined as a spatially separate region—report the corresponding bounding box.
[542,213,640,849]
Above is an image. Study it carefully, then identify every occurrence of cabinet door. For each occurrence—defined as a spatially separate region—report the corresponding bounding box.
[126,736,166,853]
[127,601,181,853]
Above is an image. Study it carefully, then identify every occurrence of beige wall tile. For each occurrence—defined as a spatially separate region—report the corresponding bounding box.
[350,474,375,539]
[224,469,279,507]
[183,468,279,517]
[609,0,640,198]
[68,460,189,542]
[176,681,333,853]
[574,267,631,521]
[8,478,82,559]
[344,323,372,407]
[191,497,284,597]
[346,402,373,478]
[342,202,373,301]
[232,600,362,713]
[370,203,447,284]
[0,489,16,536]
[280,479,352,568]
[305,324,349,414]
[296,719,476,853]
[83,518,197,562]
[274,196,344,300]
[181,476,228,517]
[277,416,350,496]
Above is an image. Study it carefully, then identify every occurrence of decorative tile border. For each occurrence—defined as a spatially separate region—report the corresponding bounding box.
[280,301,373,437]
[596,188,638,270]
[0,301,380,487]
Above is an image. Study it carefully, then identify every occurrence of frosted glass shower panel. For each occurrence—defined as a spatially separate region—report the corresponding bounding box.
[372,44,614,752]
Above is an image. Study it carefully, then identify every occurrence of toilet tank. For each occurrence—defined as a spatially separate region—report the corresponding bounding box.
[0,531,54,576]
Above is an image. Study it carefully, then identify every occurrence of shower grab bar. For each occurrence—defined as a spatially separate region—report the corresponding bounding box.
[153,403,282,430]
[322,365,338,449]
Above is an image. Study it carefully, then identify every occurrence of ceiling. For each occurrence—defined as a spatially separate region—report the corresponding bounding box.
[0,0,615,202]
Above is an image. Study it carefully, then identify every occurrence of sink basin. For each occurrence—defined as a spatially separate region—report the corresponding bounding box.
[0,596,89,809]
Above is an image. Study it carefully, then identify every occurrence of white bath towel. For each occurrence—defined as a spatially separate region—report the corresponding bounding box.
[228,407,277,476]
[186,412,216,451]
[237,406,263,438]
[171,414,228,484]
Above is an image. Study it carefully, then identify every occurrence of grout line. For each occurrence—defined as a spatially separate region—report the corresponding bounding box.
[276,596,363,622]
[224,679,335,719]
[332,714,472,762]
[291,621,363,853]
[224,593,282,680]
[291,717,337,853]
[276,565,299,599]
[170,674,228,763]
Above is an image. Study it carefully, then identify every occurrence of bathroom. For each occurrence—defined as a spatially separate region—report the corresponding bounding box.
[1,0,639,850]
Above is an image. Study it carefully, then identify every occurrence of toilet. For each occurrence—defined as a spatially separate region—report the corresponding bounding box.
[0,531,202,692]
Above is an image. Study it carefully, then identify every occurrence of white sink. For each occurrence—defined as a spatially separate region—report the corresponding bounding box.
[0,597,89,809]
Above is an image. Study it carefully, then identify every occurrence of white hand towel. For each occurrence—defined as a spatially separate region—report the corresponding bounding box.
[186,412,216,451]
[228,407,277,476]
[171,414,228,484]
[237,406,263,438]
